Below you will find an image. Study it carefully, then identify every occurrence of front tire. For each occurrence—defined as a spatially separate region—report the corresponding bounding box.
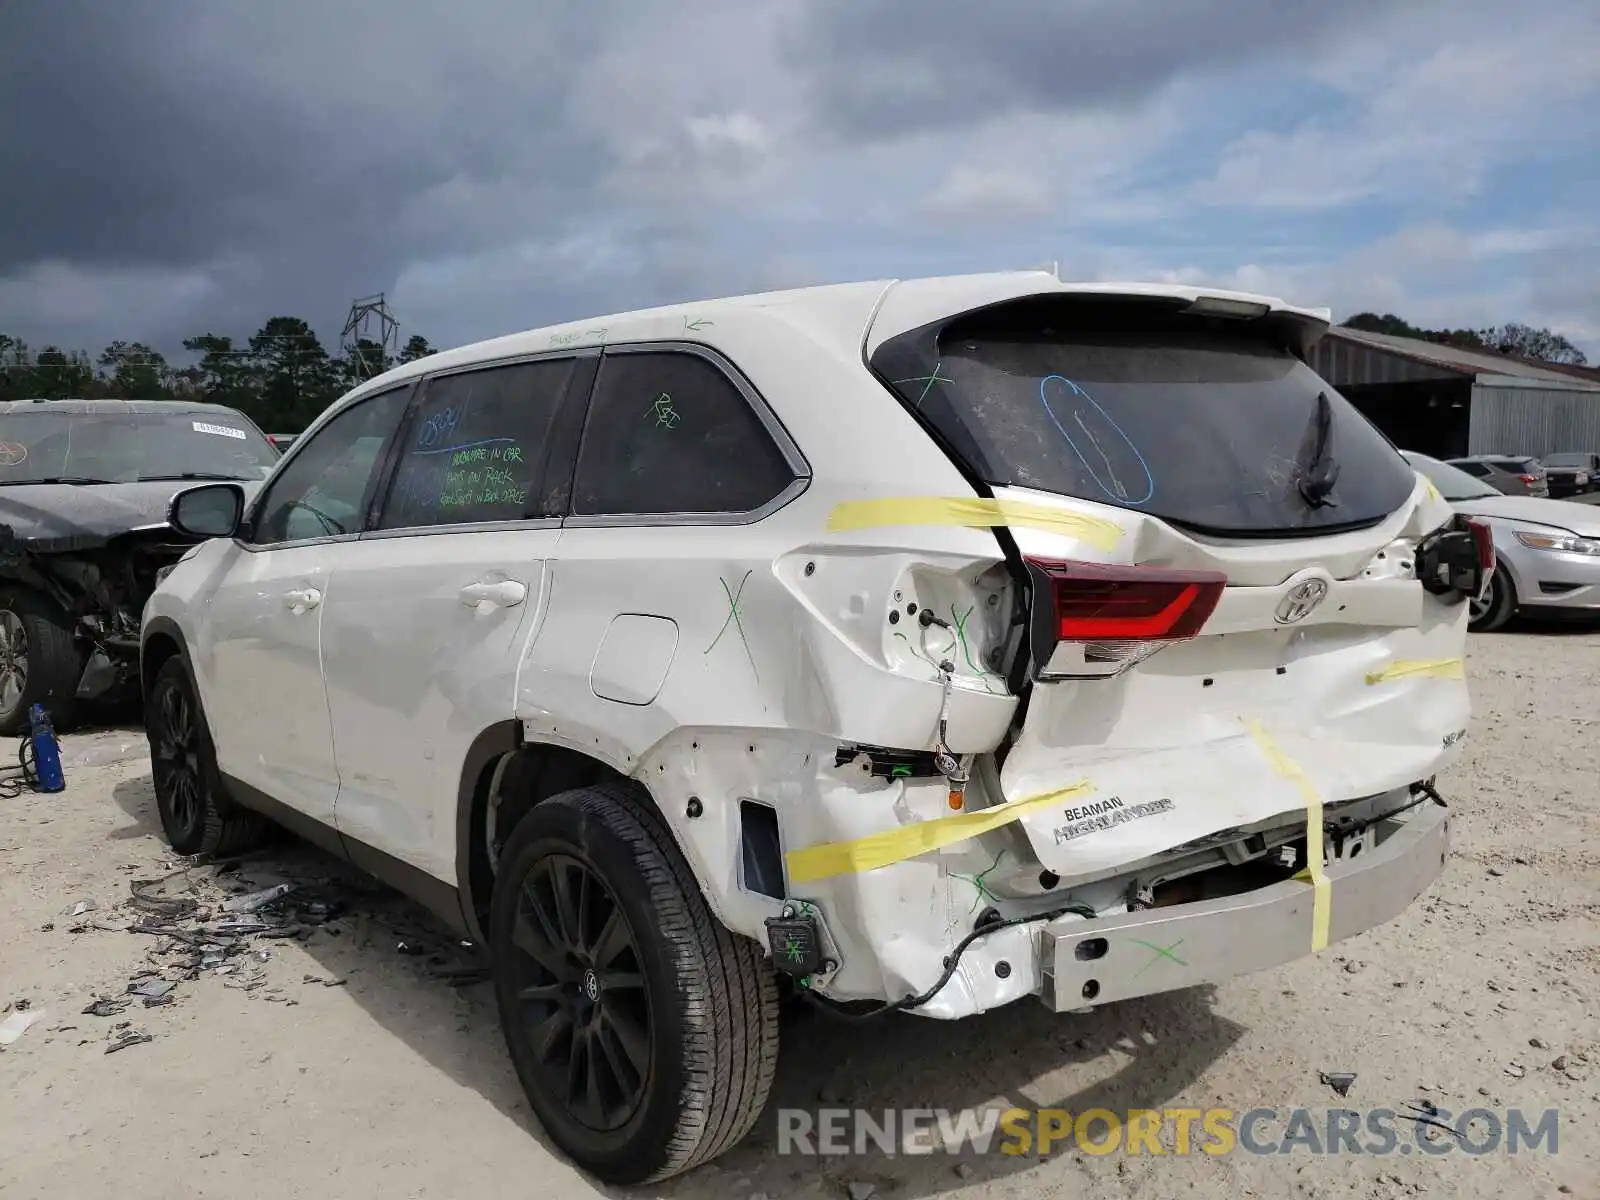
[490,781,779,1185]
[1469,568,1517,632]
[145,657,264,857]
[0,588,84,735]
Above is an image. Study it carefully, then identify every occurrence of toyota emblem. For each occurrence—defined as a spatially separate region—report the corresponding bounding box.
[1274,578,1328,625]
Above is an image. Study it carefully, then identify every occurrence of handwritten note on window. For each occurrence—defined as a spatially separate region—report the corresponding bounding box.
[377,358,576,531]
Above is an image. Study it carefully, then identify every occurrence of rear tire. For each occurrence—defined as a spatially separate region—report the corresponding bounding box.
[145,657,265,857]
[1468,568,1516,632]
[489,780,779,1184]
[0,587,83,736]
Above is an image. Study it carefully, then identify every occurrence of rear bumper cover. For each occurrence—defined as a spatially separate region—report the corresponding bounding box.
[1038,800,1450,1011]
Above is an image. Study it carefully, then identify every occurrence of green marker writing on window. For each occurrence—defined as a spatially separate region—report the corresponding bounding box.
[648,393,681,430]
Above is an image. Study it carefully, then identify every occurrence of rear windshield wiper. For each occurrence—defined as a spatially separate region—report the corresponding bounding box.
[0,475,118,486]
[1294,391,1341,509]
[136,472,250,482]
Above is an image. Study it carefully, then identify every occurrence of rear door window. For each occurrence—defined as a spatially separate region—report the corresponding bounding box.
[377,357,582,530]
[870,296,1418,537]
[571,349,797,517]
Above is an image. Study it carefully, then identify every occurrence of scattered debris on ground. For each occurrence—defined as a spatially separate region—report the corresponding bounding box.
[104,1024,152,1054]
[1319,1070,1357,1097]
[0,1007,45,1047]
[24,848,491,1045]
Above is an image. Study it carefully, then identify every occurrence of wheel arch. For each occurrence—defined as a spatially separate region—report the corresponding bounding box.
[1488,544,1528,604]
[140,617,191,704]
[456,725,705,945]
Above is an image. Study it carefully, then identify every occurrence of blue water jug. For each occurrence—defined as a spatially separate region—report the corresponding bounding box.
[28,704,65,793]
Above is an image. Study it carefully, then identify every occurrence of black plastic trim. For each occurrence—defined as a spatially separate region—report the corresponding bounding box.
[454,720,522,945]
[221,772,471,939]
[739,800,786,901]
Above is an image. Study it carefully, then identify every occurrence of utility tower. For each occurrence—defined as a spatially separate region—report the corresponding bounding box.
[341,293,401,381]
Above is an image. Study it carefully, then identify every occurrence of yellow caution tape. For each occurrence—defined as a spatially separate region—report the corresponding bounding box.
[826,496,1124,552]
[1241,717,1330,952]
[786,780,1095,884]
[1365,658,1465,685]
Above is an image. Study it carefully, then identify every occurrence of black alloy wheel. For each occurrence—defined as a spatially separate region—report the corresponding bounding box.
[490,781,779,1184]
[150,664,205,848]
[145,657,264,857]
[507,852,652,1132]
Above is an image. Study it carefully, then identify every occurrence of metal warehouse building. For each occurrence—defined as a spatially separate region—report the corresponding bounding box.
[1309,326,1600,459]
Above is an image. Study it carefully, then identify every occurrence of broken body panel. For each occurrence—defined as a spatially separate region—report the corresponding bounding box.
[470,275,1475,1018]
[151,274,1478,1022]
[0,401,274,717]
[0,482,210,702]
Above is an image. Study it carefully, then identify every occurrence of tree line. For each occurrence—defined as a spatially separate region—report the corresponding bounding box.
[0,318,437,433]
[1341,313,1589,366]
[2,307,1588,436]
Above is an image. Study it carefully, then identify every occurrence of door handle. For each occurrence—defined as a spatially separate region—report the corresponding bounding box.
[459,579,527,609]
[283,587,322,613]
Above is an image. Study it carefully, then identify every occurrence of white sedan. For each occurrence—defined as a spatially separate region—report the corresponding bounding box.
[1405,450,1600,631]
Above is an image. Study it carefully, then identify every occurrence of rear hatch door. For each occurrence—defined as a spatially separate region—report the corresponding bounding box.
[868,290,1472,880]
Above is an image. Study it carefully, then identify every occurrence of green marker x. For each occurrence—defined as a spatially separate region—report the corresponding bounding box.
[1130,937,1188,977]
[705,569,759,683]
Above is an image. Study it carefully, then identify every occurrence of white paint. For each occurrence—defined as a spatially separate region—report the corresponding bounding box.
[589,615,680,706]
[146,271,1469,1022]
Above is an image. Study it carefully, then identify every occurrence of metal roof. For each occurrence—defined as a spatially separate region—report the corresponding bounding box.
[1318,327,1597,387]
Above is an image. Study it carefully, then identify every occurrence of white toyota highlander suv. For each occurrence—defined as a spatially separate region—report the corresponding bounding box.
[142,272,1490,1183]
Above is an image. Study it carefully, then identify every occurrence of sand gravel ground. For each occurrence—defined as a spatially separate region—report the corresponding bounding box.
[1,626,1596,1200]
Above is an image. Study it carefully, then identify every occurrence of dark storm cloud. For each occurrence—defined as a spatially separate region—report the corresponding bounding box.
[0,0,614,344]
[784,0,1403,137]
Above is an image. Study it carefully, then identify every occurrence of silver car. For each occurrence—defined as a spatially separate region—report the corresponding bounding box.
[1405,450,1600,631]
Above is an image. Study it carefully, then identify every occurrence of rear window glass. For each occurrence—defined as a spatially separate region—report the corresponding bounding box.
[870,298,1417,537]
[572,351,795,516]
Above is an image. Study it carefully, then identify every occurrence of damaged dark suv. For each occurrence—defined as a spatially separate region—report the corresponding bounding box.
[0,400,278,732]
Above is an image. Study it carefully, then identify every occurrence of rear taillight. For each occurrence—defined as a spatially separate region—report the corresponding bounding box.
[1417,515,1494,601]
[1025,558,1227,679]
[1519,473,1538,484]
[1465,516,1495,575]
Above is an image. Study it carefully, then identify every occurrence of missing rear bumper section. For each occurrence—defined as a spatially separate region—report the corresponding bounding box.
[1038,799,1449,1011]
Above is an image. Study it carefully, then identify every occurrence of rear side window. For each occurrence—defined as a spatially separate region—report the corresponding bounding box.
[871,297,1418,537]
[572,350,795,516]
[378,358,579,529]
[1490,458,1536,472]
[1453,461,1489,477]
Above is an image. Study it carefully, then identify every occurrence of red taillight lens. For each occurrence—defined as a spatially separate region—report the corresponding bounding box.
[1025,558,1227,678]
[1465,517,1495,574]
[1519,474,1538,484]
[1029,559,1227,640]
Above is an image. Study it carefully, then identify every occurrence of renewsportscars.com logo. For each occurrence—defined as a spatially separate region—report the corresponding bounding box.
[777,1106,1561,1158]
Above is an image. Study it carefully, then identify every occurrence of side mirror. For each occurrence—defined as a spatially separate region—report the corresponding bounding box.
[168,483,245,539]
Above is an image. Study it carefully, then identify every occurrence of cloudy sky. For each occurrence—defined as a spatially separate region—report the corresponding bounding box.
[2,0,1597,361]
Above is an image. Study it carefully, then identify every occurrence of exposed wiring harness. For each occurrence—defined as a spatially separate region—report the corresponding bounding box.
[800,900,1098,1022]
[1327,778,1448,841]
